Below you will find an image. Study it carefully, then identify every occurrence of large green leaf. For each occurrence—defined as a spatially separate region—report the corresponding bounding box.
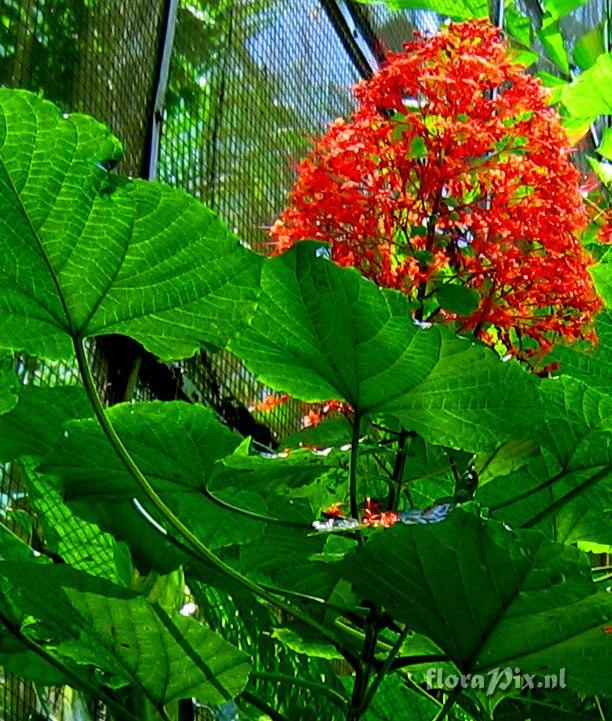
[27,466,133,585]
[550,312,612,395]
[36,399,340,600]
[477,377,611,543]
[0,384,91,462]
[598,127,612,160]
[573,23,607,70]
[561,52,612,119]
[38,401,269,555]
[0,386,131,581]
[340,508,612,697]
[0,89,262,361]
[0,563,250,706]
[591,259,612,308]
[0,524,71,685]
[356,674,441,720]
[537,15,570,76]
[230,242,540,452]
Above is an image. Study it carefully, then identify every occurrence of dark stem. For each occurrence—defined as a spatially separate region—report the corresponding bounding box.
[240,689,291,721]
[522,465,611,529]
[415,188,443,320]
[490,467,568,512]
[360,627,409,713]
[346,606,380,721]
[72,336,345,649]
[432,686,463,721]
[386,429,410,510]
[202,484,309,528]
[349,411,363,519]
[250,671,348,709]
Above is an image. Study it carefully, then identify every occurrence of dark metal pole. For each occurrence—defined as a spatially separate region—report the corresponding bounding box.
[142,0,179,180]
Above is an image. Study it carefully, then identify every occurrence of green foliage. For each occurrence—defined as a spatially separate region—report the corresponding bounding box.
[561,53,612,120]
[0,61,610,721]
[230,242,540,452]
[573,22,607,70]
[354,0,488,21]
[0,88,262,361]
[340,508,611,695]
[0,562,250,707]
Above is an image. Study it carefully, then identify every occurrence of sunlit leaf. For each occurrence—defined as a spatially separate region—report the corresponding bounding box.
[0,563,250,705]
[550,311,612,394]
[477,377,611,543]
[231,242,541,453]
[340,508,612,696]
[0,89,262,361]
[573,22,606,70]
[537,15,570,77]
[598,127,612,160]
[562,52,612,119]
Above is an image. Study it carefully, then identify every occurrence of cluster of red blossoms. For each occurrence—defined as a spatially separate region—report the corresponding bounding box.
[270,19,603,361]
[325,499,399,528]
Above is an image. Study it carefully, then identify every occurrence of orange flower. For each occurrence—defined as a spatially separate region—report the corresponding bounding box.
[270,19,602,361]
[251,393,290,412]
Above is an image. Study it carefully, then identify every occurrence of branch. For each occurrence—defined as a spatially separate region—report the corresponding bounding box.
[250,671,348,709]
[522,464,611,529]
[349,411,363,520]
[240,689,291,721]
[73,337,344,650]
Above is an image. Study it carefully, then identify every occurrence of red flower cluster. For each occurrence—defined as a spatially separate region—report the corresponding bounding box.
[301,399,352,429]
[323,498,399,527]
[250,393,290,413]
[270,19,602,360]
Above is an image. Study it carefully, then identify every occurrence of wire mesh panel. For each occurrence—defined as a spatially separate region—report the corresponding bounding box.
[159,0,364,444]
[160,0,360,246]
[0,0,164,175]
[0,2,165,718]
[2,0,609,719]
[356,3,441,54]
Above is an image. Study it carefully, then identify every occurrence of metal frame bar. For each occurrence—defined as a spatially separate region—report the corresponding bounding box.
[142,0,179,180]
[320,0,377,76]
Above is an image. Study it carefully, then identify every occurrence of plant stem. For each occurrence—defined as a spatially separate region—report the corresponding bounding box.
[202,483,309,528]
[432,687,462,721]
[523,464,611,528]
[349,411,363,520]
[250,671,348,709]
[73,337,345,651]
[346,606,380,721]
[240,689,291,721]
[347,665,366,721]
[360,627,409,713]
[0,611,141,721]
[386,429,410,510]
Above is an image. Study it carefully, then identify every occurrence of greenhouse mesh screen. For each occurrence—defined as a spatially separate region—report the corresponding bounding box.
[0,0,378,717]
[0,0,608,718]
